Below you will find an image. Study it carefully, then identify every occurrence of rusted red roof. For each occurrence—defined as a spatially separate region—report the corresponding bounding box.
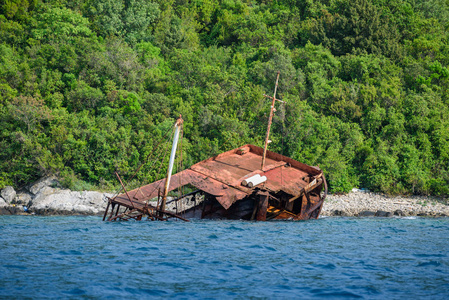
[115,144,322,210]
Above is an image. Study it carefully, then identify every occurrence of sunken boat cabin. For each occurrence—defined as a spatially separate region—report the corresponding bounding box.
[104,144,327,222]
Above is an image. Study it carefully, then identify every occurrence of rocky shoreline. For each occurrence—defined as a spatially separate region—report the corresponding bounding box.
[321,189,449,217]
[0,177,111,216]
[1,178,448,217]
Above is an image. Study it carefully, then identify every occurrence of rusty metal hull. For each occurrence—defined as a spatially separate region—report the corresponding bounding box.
[104,144,327,221]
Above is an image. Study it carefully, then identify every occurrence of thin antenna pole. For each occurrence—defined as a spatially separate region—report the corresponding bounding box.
[261,71,280,170]
[159,115,183,216]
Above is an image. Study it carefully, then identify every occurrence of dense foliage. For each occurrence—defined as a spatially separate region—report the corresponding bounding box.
[1,0,448,196]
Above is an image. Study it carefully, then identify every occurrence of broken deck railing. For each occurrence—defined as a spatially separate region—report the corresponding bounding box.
[103,195,189,222]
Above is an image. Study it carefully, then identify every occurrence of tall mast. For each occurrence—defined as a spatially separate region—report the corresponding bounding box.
[261,72,281,170]
[160,116,183,215]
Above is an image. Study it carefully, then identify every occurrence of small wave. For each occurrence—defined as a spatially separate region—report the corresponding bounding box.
[264,246,276,252]
[158,261,185,269]
[62,228,88,232]
[139,288,168,296]
[64,288,85,295]
[3,264,27,270]
[311,288,363,298]
[237,265,254,270]
[249,244,263,249]
[274,284,293,291]
[136,246,159,251]
[417,261,441,267]
[228,225,245,231]
[315,263,337,270]
[58,250,83,255]
[414,253,446,258]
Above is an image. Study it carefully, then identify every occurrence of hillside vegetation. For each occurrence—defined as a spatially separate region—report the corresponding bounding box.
[1,0,448,196]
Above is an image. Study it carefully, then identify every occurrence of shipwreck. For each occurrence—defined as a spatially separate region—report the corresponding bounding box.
[103,73,327,222]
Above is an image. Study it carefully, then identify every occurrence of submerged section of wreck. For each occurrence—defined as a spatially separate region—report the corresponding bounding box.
[103,144,327,221]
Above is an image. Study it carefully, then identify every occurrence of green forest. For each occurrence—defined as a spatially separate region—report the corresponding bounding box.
[1,0,448,196]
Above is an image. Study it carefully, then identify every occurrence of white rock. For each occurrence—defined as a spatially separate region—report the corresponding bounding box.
[31,188,112,214]
[15,192,32,205]
[1,186,16,203]
[29,176,59,195]
[0,197,7,207]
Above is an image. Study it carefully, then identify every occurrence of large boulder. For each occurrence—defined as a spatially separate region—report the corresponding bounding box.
[358,210,375,217]
[31,189,111,215]
[14,192,33,206]
[29,176,60,195]
[375,210,392,217]
[394,209,404,216]
[1,186,16,203]
[0,197,7,207]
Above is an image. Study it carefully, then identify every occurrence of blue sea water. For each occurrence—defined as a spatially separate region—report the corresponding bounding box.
[1,216,448,299]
